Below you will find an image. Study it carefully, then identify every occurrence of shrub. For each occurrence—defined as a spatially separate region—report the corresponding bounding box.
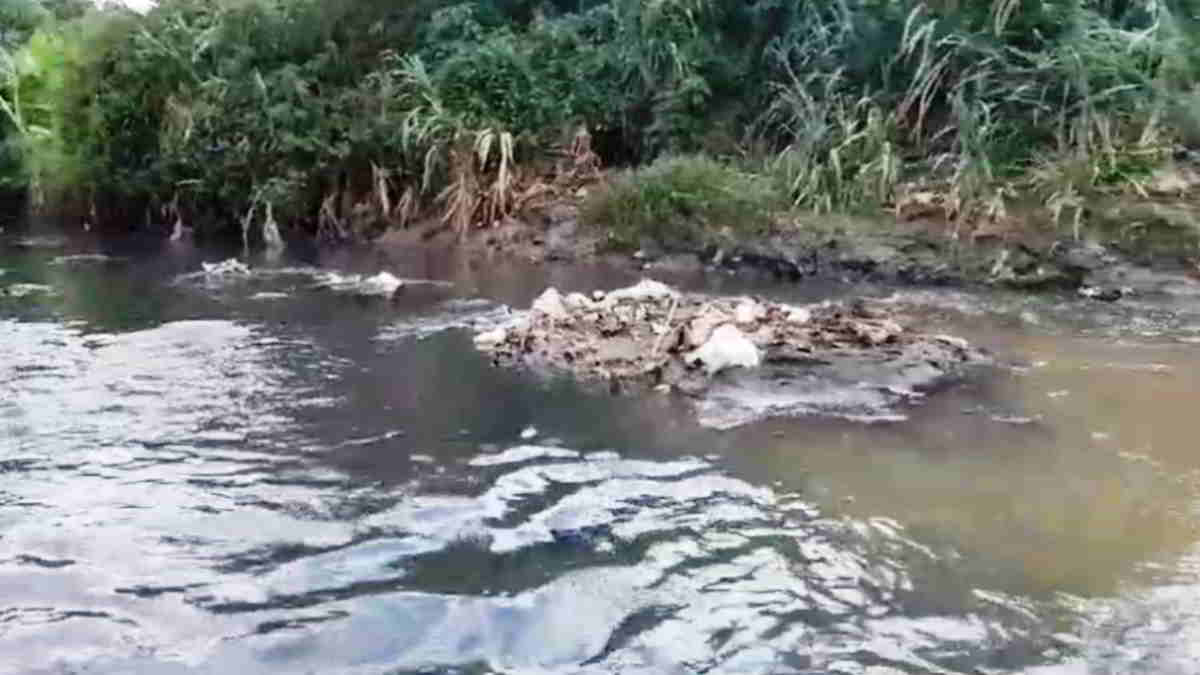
[7,0,1200,241]
[581,154,785,249]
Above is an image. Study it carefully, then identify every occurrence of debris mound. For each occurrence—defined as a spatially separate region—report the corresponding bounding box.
[474,280,985,400]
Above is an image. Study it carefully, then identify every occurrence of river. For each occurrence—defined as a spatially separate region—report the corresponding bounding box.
[3,231,1200,674]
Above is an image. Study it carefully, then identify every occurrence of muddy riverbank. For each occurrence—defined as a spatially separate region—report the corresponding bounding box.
[378,197,1200,303]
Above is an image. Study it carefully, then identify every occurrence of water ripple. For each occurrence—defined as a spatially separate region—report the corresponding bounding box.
[5,249,1199,675]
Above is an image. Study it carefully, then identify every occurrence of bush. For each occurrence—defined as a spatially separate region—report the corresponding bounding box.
[581,154,785,249]
[7,0,1200,241]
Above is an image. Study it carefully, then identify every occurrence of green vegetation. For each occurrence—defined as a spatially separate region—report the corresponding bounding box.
[2,0,1200,242]
[584,154,784,249]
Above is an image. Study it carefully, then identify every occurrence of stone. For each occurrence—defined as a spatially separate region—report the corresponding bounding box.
[563,292,594,311]
[594,337,643,362]
[785,306,813,324]
[532,287,568,318]
[544,218,580,261]
[734,298,765,325]
[544,203,578,226]
[604,279,678,305]
[686,310,732,348]
[550,523,612,547]
[1084,263,1200,298]
[851,319,903,346]
[474,327,508,348]
[1061,242,1112,272]
[362,272,404,295]
[933,334,970,350]
[687,324,761,375]
[1078,285,1124,302]
[650,253,704,273]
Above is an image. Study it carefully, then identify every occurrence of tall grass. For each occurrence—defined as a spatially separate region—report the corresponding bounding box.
[4,0,1200,240]
[754,0,1200,234]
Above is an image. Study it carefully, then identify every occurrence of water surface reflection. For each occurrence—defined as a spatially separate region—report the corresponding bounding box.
[3,234,1200,673]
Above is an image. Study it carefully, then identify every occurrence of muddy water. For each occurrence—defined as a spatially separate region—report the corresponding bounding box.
[3,233,1200,674]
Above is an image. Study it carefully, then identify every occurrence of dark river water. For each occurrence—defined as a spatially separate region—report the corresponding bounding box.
[4,231,1200,674]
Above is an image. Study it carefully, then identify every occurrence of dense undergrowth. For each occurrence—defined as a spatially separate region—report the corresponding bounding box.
[3,0,1200,245]
[584,155,785,249]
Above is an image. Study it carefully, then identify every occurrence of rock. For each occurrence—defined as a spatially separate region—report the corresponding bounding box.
[544,218,580,261]
[686,310,732,348]
[1078,285,1124,301]
[1084,263,1200,298]
[594,337,643,362]
[532,288,568,318]
[734,298,765,325]
[604,279,678,305]
[636,239,665,261]
[933,334,970,350]
[850,319,903,346]
[650,253,704,273]
[989,248,1012,279]
[544,203,578,226]
[1147,164,1200,194]
[550,523,612,547]
[474,326,508,348]
[1061,242,1113,272]
[838,241,900,275]
[785,306,813,324]
[687,324,761,375]
[362,271,404,295]
[563,292,594,311]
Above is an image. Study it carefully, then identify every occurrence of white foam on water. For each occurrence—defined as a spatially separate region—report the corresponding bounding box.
[2,283,55,298]
[173,262,454,301]
[696,376,912,429]
[202,258,252,277]
[376,300,522,343]
[315,271,453,296]
[468,445,580,467]
[50,254,119,265]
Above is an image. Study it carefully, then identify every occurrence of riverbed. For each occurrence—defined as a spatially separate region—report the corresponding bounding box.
[3,231,1200,674]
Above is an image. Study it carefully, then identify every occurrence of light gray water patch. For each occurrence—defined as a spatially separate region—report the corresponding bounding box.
[376,299,522,343]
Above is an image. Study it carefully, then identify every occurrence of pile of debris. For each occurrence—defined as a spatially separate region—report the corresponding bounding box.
[474,280,984,398]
